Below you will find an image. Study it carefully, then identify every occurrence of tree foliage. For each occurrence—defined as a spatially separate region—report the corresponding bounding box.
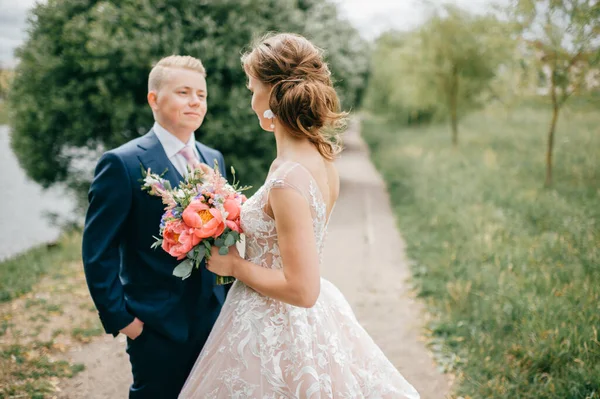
[8,0,368,207]
[363,31,439,125]
[421,6,513,145]
[510,0,600,186]
[365,5,513,144]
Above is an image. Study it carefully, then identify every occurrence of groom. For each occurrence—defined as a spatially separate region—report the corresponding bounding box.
[82,55,227,398]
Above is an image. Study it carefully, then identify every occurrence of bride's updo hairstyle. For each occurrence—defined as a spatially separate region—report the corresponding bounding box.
[242,33,347,160]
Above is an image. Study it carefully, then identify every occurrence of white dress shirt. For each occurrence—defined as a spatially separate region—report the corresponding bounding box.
[153,122,201,176]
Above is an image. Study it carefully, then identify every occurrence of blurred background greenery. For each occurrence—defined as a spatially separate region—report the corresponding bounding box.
[5,0,370,211]
[0,0,598,398]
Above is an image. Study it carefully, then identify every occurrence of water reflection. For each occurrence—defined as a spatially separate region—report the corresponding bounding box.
[0,125,75,260]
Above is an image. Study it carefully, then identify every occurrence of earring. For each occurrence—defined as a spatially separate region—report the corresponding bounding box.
[263,109,275,129]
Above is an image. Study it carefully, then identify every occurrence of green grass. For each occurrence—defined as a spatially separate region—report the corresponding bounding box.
[1,342,84,398]
[361,104,600,399]
[71,322,104,343]
[0,232,82,303]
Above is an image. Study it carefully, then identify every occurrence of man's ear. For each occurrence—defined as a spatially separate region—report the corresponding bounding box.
[147,91,159,111]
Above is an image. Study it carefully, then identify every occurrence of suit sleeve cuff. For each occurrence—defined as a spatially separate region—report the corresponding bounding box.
[99,311,135,336]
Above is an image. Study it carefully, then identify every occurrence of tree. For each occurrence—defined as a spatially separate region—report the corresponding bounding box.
[415,5,513,146]
[364,5,513,141]
[511,0,600,186]
[363,31,443,125]
[8,0,368,209]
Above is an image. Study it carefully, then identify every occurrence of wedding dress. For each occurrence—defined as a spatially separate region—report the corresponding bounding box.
[179,161,420,398]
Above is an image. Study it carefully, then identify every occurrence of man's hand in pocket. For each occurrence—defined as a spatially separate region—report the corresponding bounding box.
[120,317,144,340]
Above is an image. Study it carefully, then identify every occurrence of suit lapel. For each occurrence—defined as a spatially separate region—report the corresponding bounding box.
[195,142,215,169]
[195,141,227,179]
[137,129,182,188]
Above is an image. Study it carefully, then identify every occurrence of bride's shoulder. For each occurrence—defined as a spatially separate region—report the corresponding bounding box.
[267,159,286,175]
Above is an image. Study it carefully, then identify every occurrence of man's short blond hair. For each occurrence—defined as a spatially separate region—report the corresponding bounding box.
[148,55,206,92]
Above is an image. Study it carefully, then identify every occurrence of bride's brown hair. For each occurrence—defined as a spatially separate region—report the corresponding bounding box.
[241,33,347,160]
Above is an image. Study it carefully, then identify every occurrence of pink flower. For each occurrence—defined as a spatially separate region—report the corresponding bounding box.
[182,199,226,239]
[162,220,197,260]
[226,219,242,233]
[223,197,242,221]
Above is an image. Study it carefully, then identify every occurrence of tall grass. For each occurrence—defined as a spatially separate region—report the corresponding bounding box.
[362,104,600,398]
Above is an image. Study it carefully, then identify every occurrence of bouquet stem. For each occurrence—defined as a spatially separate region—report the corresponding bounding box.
[216,275,235,285]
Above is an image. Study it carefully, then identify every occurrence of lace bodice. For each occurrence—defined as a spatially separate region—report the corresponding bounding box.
[240,161,329,270]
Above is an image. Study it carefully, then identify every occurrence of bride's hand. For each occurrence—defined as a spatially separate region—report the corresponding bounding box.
[206,245,241,277]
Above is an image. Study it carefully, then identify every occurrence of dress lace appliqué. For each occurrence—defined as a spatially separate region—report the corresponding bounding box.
[179,162,420,398]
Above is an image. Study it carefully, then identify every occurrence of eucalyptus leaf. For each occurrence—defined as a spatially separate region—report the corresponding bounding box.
[218,246,229,256]
[224,234,236,247]
[196,247,206,263]
[215,238,225,247]
[172,259,193,279]
[186,249,195,259]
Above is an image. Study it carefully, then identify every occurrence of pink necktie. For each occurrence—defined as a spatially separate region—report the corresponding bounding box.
[178,145,201,170]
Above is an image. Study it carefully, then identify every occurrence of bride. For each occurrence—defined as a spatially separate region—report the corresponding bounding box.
[178,33,420,398]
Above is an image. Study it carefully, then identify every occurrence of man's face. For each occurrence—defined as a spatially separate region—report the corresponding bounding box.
[149,68,207,136]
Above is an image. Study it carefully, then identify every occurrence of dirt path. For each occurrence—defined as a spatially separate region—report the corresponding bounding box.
[56,120,450,398]
[321,120,451,398]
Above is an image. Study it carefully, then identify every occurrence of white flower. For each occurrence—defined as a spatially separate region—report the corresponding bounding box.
[143,174,161,186]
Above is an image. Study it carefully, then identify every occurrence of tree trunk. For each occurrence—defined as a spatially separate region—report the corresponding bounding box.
[545,104,559,187]
[451,106,458,146]
[545,70,560,187]
[449,67,459,147]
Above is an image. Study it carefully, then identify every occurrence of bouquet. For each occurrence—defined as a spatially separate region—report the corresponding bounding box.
[140,162,250,284]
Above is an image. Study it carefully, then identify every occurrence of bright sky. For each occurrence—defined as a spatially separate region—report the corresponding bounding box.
[334,0,505,40]
[0,0,505,67]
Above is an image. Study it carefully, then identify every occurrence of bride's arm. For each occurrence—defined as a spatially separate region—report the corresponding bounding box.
[208,187,321,308]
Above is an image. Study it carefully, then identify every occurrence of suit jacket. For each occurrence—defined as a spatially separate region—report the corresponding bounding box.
[82,129,227,343]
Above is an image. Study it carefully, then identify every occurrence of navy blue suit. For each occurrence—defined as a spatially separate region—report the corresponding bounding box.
[82,129,227,398]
